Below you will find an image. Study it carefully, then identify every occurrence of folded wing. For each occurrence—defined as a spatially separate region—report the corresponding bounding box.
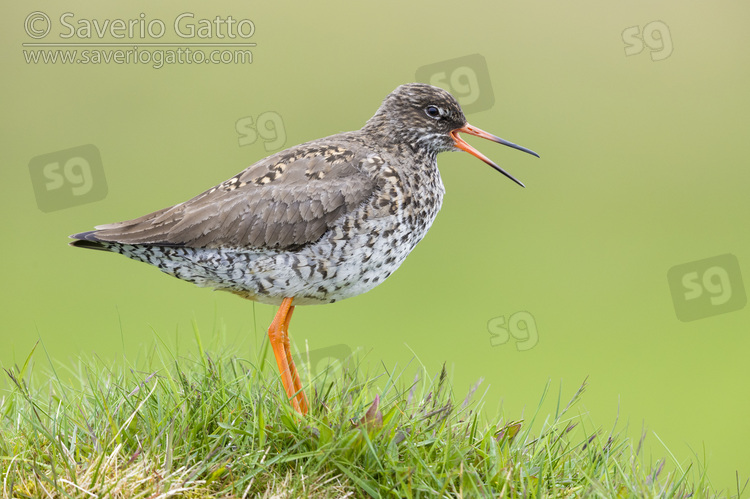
[81,146,377,251]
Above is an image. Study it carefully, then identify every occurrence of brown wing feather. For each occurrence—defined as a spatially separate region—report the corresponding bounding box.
[91,145,377,250]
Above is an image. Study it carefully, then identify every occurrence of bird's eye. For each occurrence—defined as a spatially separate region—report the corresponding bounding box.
[425,105,441,119]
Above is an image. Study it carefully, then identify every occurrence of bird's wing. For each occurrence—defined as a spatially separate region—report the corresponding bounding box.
[90,144,378,250]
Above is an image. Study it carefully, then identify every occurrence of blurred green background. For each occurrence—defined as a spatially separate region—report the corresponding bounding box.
[2,1,748,492]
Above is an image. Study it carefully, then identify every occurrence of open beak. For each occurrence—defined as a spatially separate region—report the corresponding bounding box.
[450,124,539,188]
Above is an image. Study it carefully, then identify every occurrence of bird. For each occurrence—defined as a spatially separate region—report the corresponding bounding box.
[70,83,539,415]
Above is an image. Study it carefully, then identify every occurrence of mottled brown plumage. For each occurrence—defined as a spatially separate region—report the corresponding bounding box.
[70,83,539,415]
[89,145,375,250]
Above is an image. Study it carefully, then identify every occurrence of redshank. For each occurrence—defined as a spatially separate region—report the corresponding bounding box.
[70,83,538,415]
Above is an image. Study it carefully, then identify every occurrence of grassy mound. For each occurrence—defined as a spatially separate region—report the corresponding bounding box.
[0,333,729,498]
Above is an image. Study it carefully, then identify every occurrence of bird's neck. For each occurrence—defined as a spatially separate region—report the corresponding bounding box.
[360,118,435,161]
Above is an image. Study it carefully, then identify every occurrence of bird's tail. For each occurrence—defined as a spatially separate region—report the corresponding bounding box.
[69,231,113,252]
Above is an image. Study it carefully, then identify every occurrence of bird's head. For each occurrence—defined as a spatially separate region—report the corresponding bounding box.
[365,83,539,187]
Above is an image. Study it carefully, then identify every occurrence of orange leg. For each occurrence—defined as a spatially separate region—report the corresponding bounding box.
[282,306,309,414]
[268,297,309,415]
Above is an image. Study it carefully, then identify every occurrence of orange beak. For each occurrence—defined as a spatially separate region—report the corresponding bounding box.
[450,124,539,188]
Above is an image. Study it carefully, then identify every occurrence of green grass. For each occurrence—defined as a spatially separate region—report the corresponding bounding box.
[0,332,744,498]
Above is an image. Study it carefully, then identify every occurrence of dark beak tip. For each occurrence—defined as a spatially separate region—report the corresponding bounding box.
[452,125,536,186]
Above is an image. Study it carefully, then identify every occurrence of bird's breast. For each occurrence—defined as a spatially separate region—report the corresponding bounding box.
[299,156,446,300]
